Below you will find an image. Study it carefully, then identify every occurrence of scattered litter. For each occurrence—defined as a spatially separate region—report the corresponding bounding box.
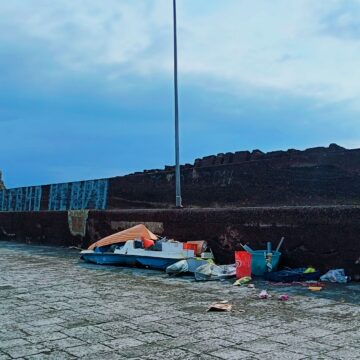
[247,284,256,289]
[268,281,324,287]
[304,267,316,274]
[320,269,349,283]
[265,268,320,283]
[166,258,213,275]
[166,260,189,275]
[258,290,270,299]
[308,286,322,292]
[195,263,236,281]
[233,276,252,286]
[207,300,232,312]
[278,294,289,301]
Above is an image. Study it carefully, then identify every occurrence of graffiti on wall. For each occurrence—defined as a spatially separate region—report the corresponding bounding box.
[48,179,108,211]
[0,186,42,211]
[0,179,108,212]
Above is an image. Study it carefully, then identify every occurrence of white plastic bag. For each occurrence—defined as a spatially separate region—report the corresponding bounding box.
[320,269,348,283]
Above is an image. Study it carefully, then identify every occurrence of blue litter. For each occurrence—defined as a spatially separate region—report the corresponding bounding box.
[320,269,349,283]
[264,267,321,282]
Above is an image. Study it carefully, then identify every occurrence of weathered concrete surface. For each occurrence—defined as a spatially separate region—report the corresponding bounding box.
[0,242,359,360]
[0,207,359,278]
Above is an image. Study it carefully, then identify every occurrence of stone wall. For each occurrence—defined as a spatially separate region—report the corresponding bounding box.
[0,206,359,278]
[1,144,360,210]
[108,144,360,208]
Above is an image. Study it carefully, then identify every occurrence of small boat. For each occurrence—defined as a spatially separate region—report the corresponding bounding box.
[81,240,198,270]
[80,224,210,270]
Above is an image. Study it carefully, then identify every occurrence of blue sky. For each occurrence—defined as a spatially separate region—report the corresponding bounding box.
[1,0,360,188]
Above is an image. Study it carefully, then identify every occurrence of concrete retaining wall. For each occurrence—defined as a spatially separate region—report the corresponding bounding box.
[0,206,359,278]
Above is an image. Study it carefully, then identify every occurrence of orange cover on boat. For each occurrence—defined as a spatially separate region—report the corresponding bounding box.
[88,224,158,250]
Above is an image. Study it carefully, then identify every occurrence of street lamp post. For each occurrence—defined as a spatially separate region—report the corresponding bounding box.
[173,0,182,207]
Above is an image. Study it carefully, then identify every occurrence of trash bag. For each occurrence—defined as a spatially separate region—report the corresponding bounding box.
[166,260,189,275]
[195,263,236,281]
[264,267,320,282]
[187,258,213,273]
[166,258,212,275]
[320,269,349,283]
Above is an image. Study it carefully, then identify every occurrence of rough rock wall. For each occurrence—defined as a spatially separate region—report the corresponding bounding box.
[108,144,360,208]
[0,207,359,278]
[2,144,360,210]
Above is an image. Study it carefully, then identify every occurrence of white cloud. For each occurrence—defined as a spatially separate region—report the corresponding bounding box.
[1,0,360,106]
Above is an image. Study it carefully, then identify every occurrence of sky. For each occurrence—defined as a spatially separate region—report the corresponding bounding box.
[1,0,360,188]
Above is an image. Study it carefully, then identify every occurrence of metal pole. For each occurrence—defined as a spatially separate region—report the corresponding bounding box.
[173,0,182,207]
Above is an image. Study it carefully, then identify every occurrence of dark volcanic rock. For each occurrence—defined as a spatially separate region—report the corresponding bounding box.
[0,206,359,277]
[107,143,360,208]
[2,144,360,209]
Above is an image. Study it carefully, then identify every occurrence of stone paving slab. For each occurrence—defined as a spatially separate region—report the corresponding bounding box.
[0,241,359,359]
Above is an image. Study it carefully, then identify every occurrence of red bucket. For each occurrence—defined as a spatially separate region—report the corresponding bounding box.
[235,251,252,279]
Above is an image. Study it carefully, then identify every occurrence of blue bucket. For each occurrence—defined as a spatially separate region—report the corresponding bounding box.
[251,250,281,276]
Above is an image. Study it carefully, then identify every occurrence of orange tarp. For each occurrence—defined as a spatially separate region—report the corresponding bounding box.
[88,224,158,250]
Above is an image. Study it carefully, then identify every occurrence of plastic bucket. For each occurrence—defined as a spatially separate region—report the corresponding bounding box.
[251,250,281,276]
[235,251,252,279]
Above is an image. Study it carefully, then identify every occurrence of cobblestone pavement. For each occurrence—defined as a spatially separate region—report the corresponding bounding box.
[0,242,359,360]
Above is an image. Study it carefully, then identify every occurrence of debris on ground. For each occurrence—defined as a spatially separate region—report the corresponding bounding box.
[195,263,236,281]
[308,286,323,292]
[264,267,320,282]
[268,281,324,287]
[278,294,289,301]
[166,258,213,275]
[304,266,316,274]
[320,269,349,283]
[207,300,232,312]
[258,290,270,299]
[233,276,252,286]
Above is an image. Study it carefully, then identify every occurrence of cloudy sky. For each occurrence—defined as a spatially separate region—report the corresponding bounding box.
[1,0,360,187]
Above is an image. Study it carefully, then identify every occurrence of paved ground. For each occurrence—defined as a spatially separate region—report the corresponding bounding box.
[0,241,359,360]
